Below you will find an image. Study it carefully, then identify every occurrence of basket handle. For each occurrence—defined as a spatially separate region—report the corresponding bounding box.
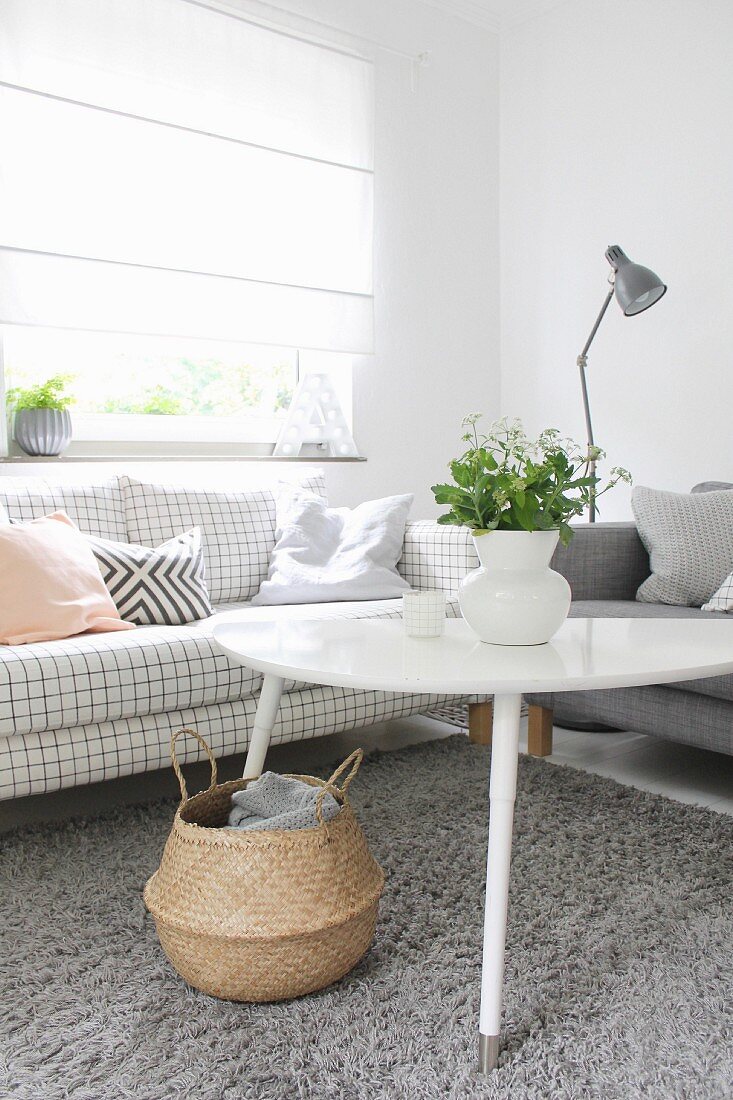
[315,748,363,826]
[170,727,218,805]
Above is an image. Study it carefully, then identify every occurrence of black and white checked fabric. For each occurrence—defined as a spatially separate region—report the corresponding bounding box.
[88,528,214,626]
[0,607,261,740]
[703,571,733,613]
[0,685,471,801]
[0,596,460,742]
[0,502,482,801]
[0,476,126,540]
[120,474,326,604]
[398,521,478,595]
[0,596,468,800]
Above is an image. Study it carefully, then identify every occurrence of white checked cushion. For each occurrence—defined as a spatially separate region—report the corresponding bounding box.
[121,474,326,604]
[0,476,126,540]
[88,528,214,625]
[702,571,733,613]
[398,521,478,595]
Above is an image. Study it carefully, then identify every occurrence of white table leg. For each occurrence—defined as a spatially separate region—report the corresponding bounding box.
[243,674,284,779]
[478,691,522,1074]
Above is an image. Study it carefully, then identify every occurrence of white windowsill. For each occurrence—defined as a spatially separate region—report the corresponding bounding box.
[0,453,366,463]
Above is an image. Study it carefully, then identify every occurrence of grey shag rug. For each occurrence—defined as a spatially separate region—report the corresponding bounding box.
[1,736,732,1100]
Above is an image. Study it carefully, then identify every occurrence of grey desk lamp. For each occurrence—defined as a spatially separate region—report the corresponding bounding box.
[578,245,666,520]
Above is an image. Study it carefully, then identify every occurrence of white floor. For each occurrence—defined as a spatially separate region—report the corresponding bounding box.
[517,718,733,816]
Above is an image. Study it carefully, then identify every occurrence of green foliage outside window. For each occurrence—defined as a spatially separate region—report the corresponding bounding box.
[94,357,294,416]
[6,355,295,419]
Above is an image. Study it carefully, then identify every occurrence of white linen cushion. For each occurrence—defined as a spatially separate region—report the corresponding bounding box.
[88,528,214,626]
[633,485,733,606]
[0,476,126,540]
[121,473,326,604]
[252,489,413,605]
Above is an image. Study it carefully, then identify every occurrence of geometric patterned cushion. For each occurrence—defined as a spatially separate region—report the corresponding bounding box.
[120,473,327,605]
[0,476,126,540]
[88,528,214,625]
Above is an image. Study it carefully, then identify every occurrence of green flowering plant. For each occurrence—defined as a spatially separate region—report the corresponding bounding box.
[432,415,631,546]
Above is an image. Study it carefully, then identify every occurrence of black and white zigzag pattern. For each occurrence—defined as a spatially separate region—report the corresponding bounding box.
[88,528,214,626]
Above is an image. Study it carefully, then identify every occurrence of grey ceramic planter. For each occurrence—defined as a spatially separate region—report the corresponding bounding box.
[14,409,72,456]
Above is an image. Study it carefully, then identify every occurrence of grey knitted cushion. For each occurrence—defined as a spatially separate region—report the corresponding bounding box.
[632,485,733,606]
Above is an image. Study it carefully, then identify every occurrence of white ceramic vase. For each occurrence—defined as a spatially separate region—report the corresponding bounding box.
[459,529,571,646]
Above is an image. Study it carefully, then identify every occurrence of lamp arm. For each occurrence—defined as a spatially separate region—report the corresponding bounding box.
[578,286,614,362]
[576,286,614,523]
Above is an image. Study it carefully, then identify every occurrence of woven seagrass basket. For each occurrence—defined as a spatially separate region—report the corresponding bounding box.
[144,729,385,1002]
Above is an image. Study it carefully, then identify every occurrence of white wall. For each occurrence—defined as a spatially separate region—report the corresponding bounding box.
[308,0,500,515]
[500,0,733,519]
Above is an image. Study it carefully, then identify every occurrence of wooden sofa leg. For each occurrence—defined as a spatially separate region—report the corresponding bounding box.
[468,701,493,745]
[527,705,553,757]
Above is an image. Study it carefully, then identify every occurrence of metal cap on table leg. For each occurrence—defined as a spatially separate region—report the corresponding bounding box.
[478,1034,499,1074]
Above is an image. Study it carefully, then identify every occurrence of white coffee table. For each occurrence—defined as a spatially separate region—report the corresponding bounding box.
[214,616,733,1072]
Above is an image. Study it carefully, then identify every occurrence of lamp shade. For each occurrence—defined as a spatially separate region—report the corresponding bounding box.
[605,245,666,316]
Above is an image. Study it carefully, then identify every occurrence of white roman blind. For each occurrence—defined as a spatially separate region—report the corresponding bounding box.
[0,0,374,352]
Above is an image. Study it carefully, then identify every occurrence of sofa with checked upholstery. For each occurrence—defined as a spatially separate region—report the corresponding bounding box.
[0,473,477,801]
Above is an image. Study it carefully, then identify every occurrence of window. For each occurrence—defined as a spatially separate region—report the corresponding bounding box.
[2,327,299,444]
[0,0,374,452]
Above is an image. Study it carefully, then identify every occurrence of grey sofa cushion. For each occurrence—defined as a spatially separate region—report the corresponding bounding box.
[525,685,733,755]
[667,672,733,704]
[551,522,649,601]
[568,600,733,703]
[692,481,733,493]
[631,485,733,607]
[568,600,723,620]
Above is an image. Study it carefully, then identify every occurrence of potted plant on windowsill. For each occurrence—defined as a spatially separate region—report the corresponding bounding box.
[432,416,631,645]
[6,375,74,457]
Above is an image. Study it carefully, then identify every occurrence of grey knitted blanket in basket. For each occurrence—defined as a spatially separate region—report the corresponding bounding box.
[227,772,340,831]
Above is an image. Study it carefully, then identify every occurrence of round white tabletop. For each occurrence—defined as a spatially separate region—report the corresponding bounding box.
[213,612,733,1073]
[214,615,733,696]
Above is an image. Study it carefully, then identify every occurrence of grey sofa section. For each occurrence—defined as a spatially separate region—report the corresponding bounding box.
[528,683,733,756]
[550,522,649,601]
[527,485,733,756]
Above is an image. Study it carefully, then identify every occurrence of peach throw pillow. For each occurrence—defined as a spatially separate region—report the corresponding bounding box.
[0,511,134,645]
